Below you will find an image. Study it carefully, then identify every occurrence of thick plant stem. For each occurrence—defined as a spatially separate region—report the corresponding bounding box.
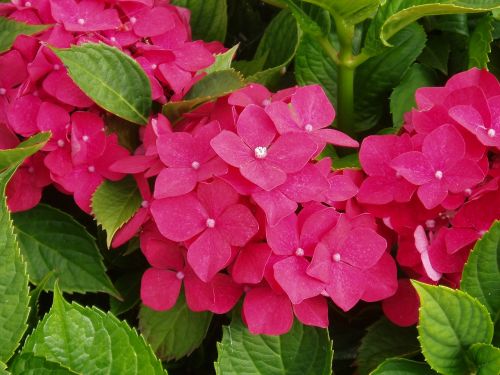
[337,64,355,135]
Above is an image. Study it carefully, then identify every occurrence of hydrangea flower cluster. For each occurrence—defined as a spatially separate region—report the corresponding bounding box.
[0,0,219,212]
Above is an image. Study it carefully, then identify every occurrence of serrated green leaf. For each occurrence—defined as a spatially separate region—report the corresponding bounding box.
[215,317,332,375]
[52,43,151,125]
[203,44,238,74]
[461,221,500,319]
[280,0,325,36]
[469,14,494,68]
[9,353,77,375]
[12,204,118,297]
[355,23,427,132]
[163,69,245,121]
[390,64,438,129]
[363,1,500,57]
[91,176,142,248]
[412,281,494,375]
[418,34,451,74]
[22,284,166,374]
[109,271,142,316]
[370,359,437,374]
[139,294,212,361]
[0,17,50,53]
[468,343,500,375]
[171,0,227,42]
[0,132,51,170]
[27,271,54,329]
[0,167,30,363]
[301,0,380,24]
[356,317,420,375]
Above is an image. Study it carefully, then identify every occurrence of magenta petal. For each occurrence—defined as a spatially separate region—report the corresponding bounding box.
[300,208,339,255]
[382,279,419,327]
[228,84,271,107]
[232,243,272,284]
[267,133,317,173]
[292,85,335,128]
[241,159,287,191]
[326,262,365,311]
[390,151,433,185]
[154,167,197,198]
[243,287,293,335]
[356,176,394,204]
[273,256,324,304]
[157,131,197,167]
[422,124,466,170]
[134,7,175,37]
[217,204,259,246]
[158,62,192,94]
[111,208,149,248]
[174,41,215,72]
[196,179,239,218]
[316,128,358,147]
[361,253,398,302]
[210,130,253,167]
[187,229,232,282]
[236,104,276,149]
[150,194,207,242]
[265,101,302,134]
[109,155,156,174]
[252,189,297,226]
[445,228,479,254]
[341,227,387,269]
[280,164,329,202]
[417,181,448,209]
[7,95,41,136]
[326,174,359,202]
[293,296,329,328]
[71,111,106,165]
[265,213,299,255]
[445,159,484,192]
[141,268,181,311]
[306,242,333,283]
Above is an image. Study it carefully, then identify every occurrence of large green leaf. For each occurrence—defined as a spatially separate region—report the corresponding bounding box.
[171,0,227,42]
[0,17,50,53]
[468,14,494,69]
[390,63,438,129]
[356,317,420,375]
[301,0,380,24]
[0,132,50,170]
[371,359,437,374]
[363,0,500,56]
[22,285,166,374]
[412,281,494,375]
[354,23,427,132]
[12,204,118,297]
[215,317,332,375]
[468,343,500,375]
[9,353,77,375]
[417,34,451,74]
[461,221,500,319]
[52,43,151,125]
[0,167,30,363]
[139,294,212,361]
[91,176,142,248]
[109,271,142,317]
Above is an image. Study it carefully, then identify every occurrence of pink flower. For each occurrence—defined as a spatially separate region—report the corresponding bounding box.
[50,0,121,32]
[211,104,318,191]
[382,279,419,327]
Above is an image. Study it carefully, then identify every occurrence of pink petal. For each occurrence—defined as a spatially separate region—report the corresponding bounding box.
[157,131,198,167]
[340,227,387,269]
[158,62,192,94]
[134,7,175,37]
[174,41,215,72]
[293,296,328,328]
[422,124,465,170]
[390,151,434,185]
[111,207,149,248]
[210,130,253,167]
[267,133,317,173]
[326,262,365,311]
[150,194,207,242]
[228,84,271,107]
[325,174,358,202]
[71,111,106,165]
[280,163,329,202]
[6,169,42,212]
[197,179,239,218]
[265,101,302,134]
[382,279,419,327]
[109,155,156,174]
[7,95,41,136]
[240,159,287,191]
[232,243,272,284]
[306,242,333,283]
[300,208,339,255]
[445,159,484,193]
[315,128,358,147]
[356,176,396,205]
[43,70,93,107]
[361,253,398,302]
[154,167,198,198]
[140,229,185,270]
[417,181,448,209]
[217,204,259,246]
[266,214,299,255]
[359,135,411,176]
[141,268,181,311]
[445,228,479,254]
[252,190,297,226]
[236,104,276,149]
[291,85,335,129]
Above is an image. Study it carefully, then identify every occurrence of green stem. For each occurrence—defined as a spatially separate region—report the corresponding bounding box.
[261,0,286,8]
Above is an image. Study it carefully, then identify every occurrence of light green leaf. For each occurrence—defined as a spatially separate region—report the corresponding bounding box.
[363,0,500,56]
[27,271,54,329]
[0,167,30,363]
[461,221,500,319]
[12,204,118,297]
[215,317,333,375]
[9,353,77,375]
[418,34,451,74]
[355,23,427,132]
[109,271,142,316]
[91,176,142,248]
[370,359,437,374]
[301,0,380,24]
[279,0,325,37]
[171,0,227,42]
[163,69,245,121]
[0,17,50,53]
[139,294,212,361]
[203,44,238,74]
[0,132,51,170]
[468,343,500,375]
[52,43,151,125]
[390,64,438,129]
[412,281,494,375]
[356,317,420,375]
[22,285,166,375]
[469,14,494,68]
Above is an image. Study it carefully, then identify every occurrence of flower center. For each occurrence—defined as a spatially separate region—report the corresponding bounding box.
[206,218,216,228]
[434,170,443,180]
[304,124,313,132]
[254,146,268,159]
[25,1,32,6]
[110,37,117,42]
[464,188,472,196]
[295,248,304,256]
[487,128,496,138]
[176,271,185,280]
[332,253,341,262]
[0,88,6,95]
[141,200,149,208]
[191,161,200,170]
[151,64,157,70]
[130,16,137,24]
[57,139,65,147]
[88,165,95,173]
[53,64,60,71]
[77,18,85,25]
[82,135,89,142]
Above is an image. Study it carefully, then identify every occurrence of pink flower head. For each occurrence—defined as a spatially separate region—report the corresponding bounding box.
[50,0,121,32]
[150,179,259,282]
[211,104,318,191]
[36,101,70,151]
[391,124,485,209]
[228,83,272,108]
[382,279,419,327]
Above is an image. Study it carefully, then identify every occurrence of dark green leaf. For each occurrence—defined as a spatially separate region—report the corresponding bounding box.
[52,43,151,125]
[332,153,361,169]
[0,132,51,170]
[0,17,49,53]
[109,271,142,316]
[469,14,494,68]
[301,0,380,24]
[9,353,77,375]
[418,35,451,74]
[371,359,437,374]
[279,0,325,37]
[468,343,500,375]
[426,14,469,36]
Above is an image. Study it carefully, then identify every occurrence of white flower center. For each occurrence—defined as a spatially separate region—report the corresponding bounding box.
[151,64,157,70]
[141,200,149,208]
[57,139,65,147]
[191,161,200,170]
[53,64,60,71]
[0,88,6,95]
[25,1,32,6]
[425,219,435,229]
[77,18,85,25]
[110,37,117,42]
[487,128,496,138]
[434,170,443,180]
[82,135,89,142]
[254,146,268,159]
[88,165,95,173]
[464,188,472,196]
[206,218,216,228]
[304,124,314,132]
[295,248,304,256]
[176,271,184,280]
[332,253,341,262]
[130,16,137,24]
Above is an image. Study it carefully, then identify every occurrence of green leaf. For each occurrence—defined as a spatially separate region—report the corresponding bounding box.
[356,317,420,375]
[171,0,227,42]
[390,64,438,129]
[0,167,30,363]
[203,44,238,74]
[139,294,212,361]
[417,34,451,74]
[461,221,500,319]
[0,132,51,170]
[279,0,325,37]
[22,285,166,375]
[91,176,142,248]
[412,281,494,375]
[355,23,427,132]
[215,317,333,375]
[51,43,151,125]
[163,69,245,121]
[363,0,500,56]
[468,343,500,375]
[9,353,77,375]
[469,14,494,68]
[27,271,54,329]
[301,0,380,24]
[109,271,142,316]
[370,359,437,374]
[12,204,118,297]
[426,14,469,36]
[0,17,50,53]
[332,152,361,169]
